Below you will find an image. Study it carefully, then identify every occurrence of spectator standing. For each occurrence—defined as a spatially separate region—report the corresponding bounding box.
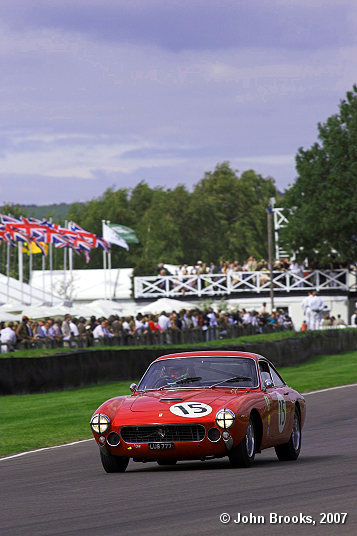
[93,320,113,341]
[302,292,312,330]
[350,309,357,327]
[309,291,325,330]
[52,319,63,344]
[16,316,33,346]
[69,318,79,338]
[206,308,218,340]
[1,321,17,352]
[158,311,172,343]
[61,314,72,342]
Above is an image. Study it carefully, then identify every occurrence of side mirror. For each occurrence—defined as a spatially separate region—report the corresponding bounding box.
[264,378,273,389]
[130,383,137,393]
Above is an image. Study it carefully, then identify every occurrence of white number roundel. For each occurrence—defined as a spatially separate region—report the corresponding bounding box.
[169,402,213,418]
[276,393,287,433]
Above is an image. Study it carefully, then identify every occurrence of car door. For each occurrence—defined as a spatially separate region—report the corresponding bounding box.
[258,360,279,447]
[268,363,295,443]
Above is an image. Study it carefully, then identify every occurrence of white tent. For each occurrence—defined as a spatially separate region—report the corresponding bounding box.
[138,297,197,315]
[0,311,22,322]
[31,268,133,301]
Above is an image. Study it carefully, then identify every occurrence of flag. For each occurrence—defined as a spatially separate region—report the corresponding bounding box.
[103,223,129,250]
[105,223,139,244]
[23,241,48,255]
[70,222,111,252]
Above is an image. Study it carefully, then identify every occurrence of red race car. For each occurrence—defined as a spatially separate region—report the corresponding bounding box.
[90,351,306,472]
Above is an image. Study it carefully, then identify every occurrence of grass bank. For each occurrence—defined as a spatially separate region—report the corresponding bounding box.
[0,330,304,358]
[1,350,357,457]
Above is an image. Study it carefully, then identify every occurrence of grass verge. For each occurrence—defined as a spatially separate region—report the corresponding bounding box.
[0,330,305,358]
[1,350,357,457]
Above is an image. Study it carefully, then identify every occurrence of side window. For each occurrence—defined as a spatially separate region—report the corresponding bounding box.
[269,365,285,387]
[259,361,272,386]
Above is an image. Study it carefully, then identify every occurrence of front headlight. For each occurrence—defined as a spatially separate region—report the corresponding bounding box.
[90,413,110,434]
[215,409,235,429]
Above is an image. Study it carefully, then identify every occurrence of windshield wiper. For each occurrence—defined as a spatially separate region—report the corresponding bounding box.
[175,376,202,385]
[158,376,202,389]
[209,376,252,388]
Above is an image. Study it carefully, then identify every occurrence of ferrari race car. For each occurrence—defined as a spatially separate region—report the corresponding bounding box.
[90,351,306,472]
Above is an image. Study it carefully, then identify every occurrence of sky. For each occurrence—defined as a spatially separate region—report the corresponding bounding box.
[0,0,356,205]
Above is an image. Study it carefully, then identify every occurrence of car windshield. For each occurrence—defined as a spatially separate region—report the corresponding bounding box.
[136,356,258,391]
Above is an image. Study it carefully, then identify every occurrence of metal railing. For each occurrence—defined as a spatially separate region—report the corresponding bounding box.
[0,323,287,353]
[134,269,350,298]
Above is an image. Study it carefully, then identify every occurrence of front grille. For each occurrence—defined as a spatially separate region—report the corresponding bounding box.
[120,424,206,443]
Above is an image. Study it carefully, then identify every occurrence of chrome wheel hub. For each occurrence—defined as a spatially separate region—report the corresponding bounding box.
[245,420,255,457]
[291,413,301,451]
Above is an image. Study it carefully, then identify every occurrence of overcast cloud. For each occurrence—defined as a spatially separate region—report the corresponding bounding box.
[0,0,356,205]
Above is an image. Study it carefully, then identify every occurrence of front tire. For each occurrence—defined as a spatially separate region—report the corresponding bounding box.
[100,450,129,473]
[275,406,301,461]
[229,417,256,468]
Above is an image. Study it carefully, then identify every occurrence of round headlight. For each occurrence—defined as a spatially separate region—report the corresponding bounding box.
[215,409,235,429]
[90,413,110,434]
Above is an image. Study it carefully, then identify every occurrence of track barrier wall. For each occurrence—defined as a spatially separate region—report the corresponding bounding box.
[1,329,357,395]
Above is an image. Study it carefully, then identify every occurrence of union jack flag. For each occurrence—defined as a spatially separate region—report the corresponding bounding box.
[0,225,15,246]
[70,222,111,252]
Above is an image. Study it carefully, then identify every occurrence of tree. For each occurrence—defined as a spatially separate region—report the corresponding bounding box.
[280,86,357,264]
[186,163,277,263]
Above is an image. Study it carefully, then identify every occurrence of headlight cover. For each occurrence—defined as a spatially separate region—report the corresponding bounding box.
[215,408,235,429]
[90,413,110,434]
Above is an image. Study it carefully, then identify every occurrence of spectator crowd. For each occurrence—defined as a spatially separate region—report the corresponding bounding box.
[0,305,294,353]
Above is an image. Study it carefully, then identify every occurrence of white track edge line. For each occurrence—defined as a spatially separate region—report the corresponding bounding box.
[2,383,357,462]
[303,382,357,395]
[0,438,94,461]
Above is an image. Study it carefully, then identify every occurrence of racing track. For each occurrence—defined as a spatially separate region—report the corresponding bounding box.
[1,384,356,536]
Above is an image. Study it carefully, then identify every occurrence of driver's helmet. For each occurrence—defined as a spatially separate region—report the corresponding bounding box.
[165,360,188,381]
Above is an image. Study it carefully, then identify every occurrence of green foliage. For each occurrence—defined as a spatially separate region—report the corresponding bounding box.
[183,163,277,264]
[20,203,70,222]
[3,163,278,274]
[280,85,357,263]
[60,163,278,272]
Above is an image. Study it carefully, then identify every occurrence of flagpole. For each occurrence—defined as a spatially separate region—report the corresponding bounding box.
[49,218,53,306]
[64,220,67,299]
[102,219,107,300]
[6,241,10,302]
[69,221,73,273]
[18,242,24,304]
[42,248,46,302]
[107,220,112,301]
[29,248,33,304]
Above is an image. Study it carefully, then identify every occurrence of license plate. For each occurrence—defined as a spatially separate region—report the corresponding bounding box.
[148,442,174,450]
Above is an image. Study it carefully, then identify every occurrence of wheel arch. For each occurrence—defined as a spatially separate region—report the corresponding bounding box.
[250,408,263,451]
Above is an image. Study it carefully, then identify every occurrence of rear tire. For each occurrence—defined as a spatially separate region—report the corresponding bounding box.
[275,407,301,461]
[229,417,256,468]
[100,450,129,473]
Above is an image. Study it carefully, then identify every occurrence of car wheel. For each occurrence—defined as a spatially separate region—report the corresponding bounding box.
[275,407,301,461]
[157,459,178,466]
[229,416,256,468]
[100,450,129,473]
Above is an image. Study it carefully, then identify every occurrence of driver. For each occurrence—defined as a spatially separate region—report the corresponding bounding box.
[164,360,189,385]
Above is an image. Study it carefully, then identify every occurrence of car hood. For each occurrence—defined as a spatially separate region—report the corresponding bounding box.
[129,389,238,412]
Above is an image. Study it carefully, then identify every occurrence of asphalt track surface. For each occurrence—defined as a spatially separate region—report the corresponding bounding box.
[1,385,356,536]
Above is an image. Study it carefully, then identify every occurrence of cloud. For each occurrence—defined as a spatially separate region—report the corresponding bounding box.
[0,1,356,205]
[1,0,356,52]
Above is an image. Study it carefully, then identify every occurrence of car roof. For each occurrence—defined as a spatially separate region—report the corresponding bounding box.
[154,351,263,363]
